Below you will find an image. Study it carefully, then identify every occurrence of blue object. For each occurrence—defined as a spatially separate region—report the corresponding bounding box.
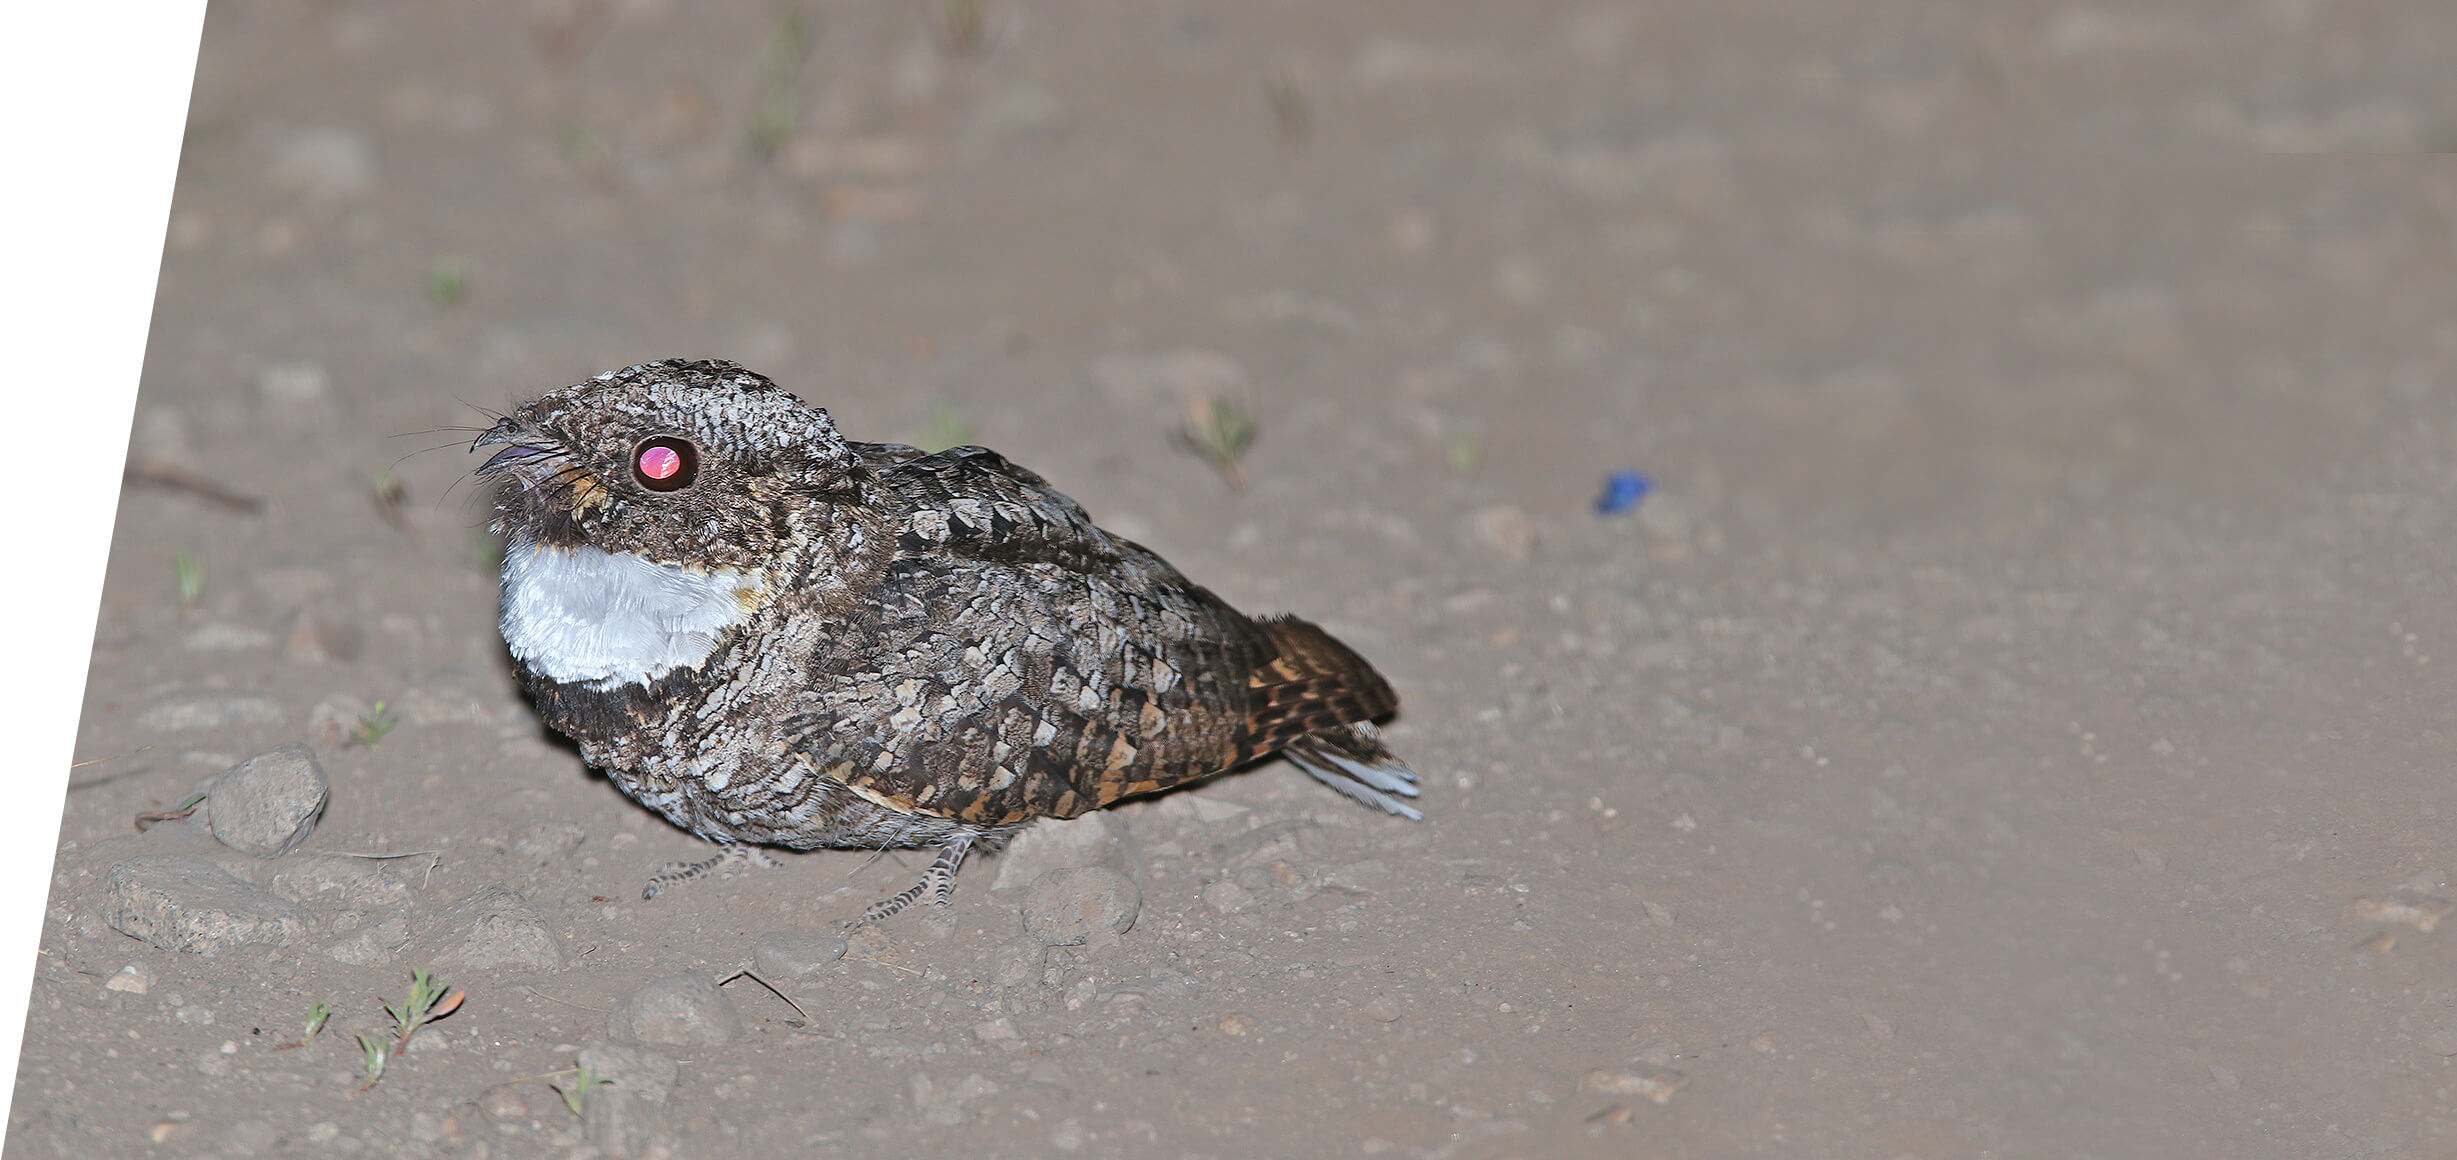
[1594,470,1651,514]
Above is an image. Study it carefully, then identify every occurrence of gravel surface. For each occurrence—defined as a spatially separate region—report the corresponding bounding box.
[17,3,2457,1158]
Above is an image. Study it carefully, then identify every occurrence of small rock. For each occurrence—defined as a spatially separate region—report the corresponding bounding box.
[1021,867,1140,947]
[751,930,847,982]
[101,855,309,951]
[181,622,273,653]
[256,361,329,406]
[1201,879,1255,914]
[509,820,587,866]
[607,973,742,1049]
[266,854,409,909]
[270,128,374,201]
[988,940,1045,990]
[138,692,285,732]
[304,695,372,748]
[105,963,154,994]
[205,745,328,857]
[973,1017,1020,1044]
[577,1041,678,1158]
[1462,504,1535,561]
[283,612,363,665]
[475,1084,533,1125]
[1361,992,1405,1022]
[176,1004,215,1025]
[325,916,409,967]
[425,884,564,971]
[909,1070,999,1128]
[992,814,1120,891]
[1580,1064,1686,1105]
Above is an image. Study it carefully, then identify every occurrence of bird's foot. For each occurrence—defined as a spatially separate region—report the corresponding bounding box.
[853,834,975,925]
[641,842,781,900]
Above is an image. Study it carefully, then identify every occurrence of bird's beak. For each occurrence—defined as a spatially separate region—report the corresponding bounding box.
[471,419,562,478]
[471,417,521,449]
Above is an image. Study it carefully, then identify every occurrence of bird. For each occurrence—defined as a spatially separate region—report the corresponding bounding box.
[473,358,1420,921]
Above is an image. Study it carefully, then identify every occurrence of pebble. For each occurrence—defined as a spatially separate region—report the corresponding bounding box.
[991,814,1120,891]
[607,973,742,1049]
[1461,504,1535,561]
[1580,1064,1686,1105]
[1021,867,1141,947]
[2350,895,2452,932]
[509,820,587,865]
[751,930,848,982]
[269,128,374,201]
[424,884,565,971]
[206,745,329,857]
[1202,879,1256,914]
[101,855,309,951]
[105,963,154,994]
[180,622,273,653]
[138,692,285,732]
[909,1071,999,1128]
[1361,992,1405,1022]
[266,854,410,909]
[283,612,363,665]
[577,1040,678,1158]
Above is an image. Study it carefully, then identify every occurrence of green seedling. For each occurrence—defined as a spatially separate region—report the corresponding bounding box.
[552,1062,606,1117]
[277,1000,331,1050]
[427,257,469,306]
[1173,394,1258,489]
[916,404,977,453]
[747,6,813,158]
[354,1032,387,1090]
[560,123,608,166]
[939,0,985,56]
[174,551,205,609]
[348,701,398,748]
[381,968,466,1057]
[1446,430,1483,473]
[1265,69,1312,148]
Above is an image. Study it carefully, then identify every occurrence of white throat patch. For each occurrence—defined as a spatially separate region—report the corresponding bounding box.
[500,538,757,689]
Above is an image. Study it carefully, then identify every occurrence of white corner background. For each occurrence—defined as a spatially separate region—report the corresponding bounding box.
[0,3,208,1125]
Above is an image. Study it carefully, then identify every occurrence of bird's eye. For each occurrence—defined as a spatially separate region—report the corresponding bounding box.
[631,436,699,492]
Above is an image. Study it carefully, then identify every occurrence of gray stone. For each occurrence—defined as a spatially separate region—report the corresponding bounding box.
[607,972,742,1049]
[1021,867,1141,947]
[751,930,847,982]
[991,813,1120,891]
[509,820,586,865]
[206,745,328,857]
[269,128,374,201]
[266,854,410,909]
[138,692,285,732]
[101,855,309,952]
[1461,504,1536,561]
[425,884,564,971]
[577,1040,678,1158]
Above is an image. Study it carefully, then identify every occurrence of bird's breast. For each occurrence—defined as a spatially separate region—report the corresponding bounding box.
[499,537,762,689]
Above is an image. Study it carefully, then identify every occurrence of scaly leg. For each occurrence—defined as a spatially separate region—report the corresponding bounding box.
[858,834,975,923]
[641,842,781,900]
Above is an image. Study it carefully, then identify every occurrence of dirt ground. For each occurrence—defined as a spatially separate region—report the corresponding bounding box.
[15,3,2457,1157]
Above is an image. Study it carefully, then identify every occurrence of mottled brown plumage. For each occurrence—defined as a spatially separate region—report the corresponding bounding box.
[475,359,1418,919]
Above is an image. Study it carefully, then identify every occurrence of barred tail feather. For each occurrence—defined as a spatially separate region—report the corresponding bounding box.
[1282,724,1422,821]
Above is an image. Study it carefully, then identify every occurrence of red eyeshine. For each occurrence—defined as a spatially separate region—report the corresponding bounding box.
[638,444,683,481]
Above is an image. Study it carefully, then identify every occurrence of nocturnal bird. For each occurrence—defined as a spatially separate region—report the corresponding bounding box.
[474,359,1419,920]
